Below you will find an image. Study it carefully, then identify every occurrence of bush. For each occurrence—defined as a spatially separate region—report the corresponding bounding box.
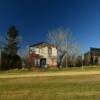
[1,52,22,70]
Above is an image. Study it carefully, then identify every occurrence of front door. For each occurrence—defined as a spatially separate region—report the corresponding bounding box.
[40,58,46,68]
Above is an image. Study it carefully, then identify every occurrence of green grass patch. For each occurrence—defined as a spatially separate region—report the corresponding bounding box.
[0,65,100,75]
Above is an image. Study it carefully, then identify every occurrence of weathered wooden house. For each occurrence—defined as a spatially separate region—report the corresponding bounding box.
[29,42,57,67]
[84,48,100,65]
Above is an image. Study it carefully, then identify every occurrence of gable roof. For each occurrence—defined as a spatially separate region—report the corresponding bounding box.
[90,47,100,51]
[29,42,56,48]
[90,47,100,56]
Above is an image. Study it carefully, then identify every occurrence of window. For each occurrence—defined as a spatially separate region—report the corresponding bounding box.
[39,48,41,53]
[41,48,43,53]
[48,47,52,57]
[36,48,40,54]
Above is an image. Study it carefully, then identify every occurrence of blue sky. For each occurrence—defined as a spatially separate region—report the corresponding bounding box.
[0,0,100,53]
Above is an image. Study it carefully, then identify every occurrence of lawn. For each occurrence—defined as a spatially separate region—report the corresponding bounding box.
[0,74,100,100]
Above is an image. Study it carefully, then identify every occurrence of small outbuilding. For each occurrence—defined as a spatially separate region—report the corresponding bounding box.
[84,47,100,65]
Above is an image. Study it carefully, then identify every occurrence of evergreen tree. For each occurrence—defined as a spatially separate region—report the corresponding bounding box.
[5,26,19,55]
[2,26,22,70]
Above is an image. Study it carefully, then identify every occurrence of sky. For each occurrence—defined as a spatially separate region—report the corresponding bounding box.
[0,0,100,54]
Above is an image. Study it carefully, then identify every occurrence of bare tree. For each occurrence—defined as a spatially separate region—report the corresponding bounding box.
[0,33,5,47]
[18,46,29,68]
[47,28,81,68]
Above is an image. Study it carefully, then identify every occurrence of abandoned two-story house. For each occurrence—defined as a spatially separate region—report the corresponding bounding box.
[84,48,100,65]
[29,42,57,67]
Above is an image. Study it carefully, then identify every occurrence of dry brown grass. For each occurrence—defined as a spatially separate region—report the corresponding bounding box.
[0,75,100,100]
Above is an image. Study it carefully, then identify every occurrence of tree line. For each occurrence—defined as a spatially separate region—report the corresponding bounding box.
[0,26,82,70]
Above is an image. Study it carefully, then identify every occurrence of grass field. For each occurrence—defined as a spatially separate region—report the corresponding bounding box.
[0,74,100,100]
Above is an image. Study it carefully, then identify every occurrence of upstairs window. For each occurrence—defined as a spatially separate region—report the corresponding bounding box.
[48,47,52,57]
